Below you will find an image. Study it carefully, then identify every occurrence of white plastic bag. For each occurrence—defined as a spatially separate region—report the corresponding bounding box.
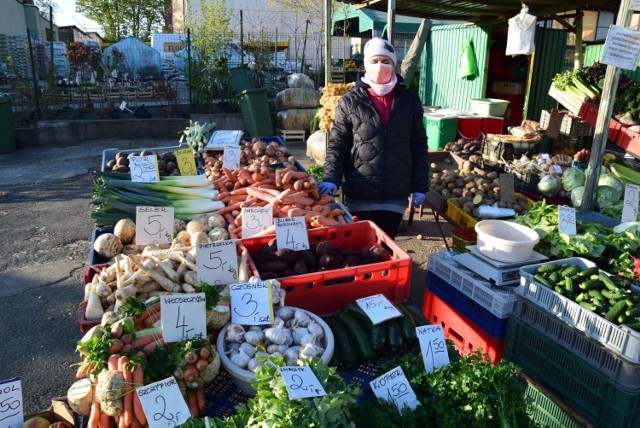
[506,11,537,56]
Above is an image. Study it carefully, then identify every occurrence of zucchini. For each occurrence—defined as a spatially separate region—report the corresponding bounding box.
[324,317,358,367]
[605,300,628,322]
[345,303,386,349]
[337,310,375,361]
[386,317,404,351]
[344,304,374,335]
[395,304,417,341]
[403,304,430,326]
[536,263,561,274]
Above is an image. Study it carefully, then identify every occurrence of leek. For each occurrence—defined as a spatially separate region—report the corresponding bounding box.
[96,176,218,199]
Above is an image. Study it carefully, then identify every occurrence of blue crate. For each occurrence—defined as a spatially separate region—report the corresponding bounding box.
[87,227,113,266]
[426,270,509,339]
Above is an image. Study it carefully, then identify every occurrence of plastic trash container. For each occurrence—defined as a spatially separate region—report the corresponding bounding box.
[236,88,273,137]
[229,66,255,93]
[0,94,15,154]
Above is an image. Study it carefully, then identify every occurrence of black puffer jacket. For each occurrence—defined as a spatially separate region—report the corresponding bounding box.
[323,74,428,200]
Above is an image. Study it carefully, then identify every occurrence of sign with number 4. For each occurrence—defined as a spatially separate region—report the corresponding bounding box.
[275,217,310,251]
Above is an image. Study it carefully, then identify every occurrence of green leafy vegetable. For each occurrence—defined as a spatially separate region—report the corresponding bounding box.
[307,164,324,182]
[117,296,147,318]
[197,281,222,310]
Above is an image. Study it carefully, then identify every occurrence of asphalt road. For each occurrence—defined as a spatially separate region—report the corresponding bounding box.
[0,138,448,415]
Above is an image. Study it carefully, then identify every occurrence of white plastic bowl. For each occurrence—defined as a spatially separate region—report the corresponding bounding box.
[474,220,540,263]
[216,307,335,396]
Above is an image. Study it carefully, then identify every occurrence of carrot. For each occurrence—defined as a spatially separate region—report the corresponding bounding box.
[313,215,340,227]
[246,186,277,203]
[132,365,147,426]
[87,386,100,428]
[282,169,296,185]
[216,200,243,215]
[293,178,306,191]
[130,334,157,350]
[315,194,335,205]
[117,414,126,428]
[118,356,133,427]
[281,194,315,207]
[143,311,161,327]
[287,207,307,217]
[136,302,161,323]
[230,187,248,196]
[187,391,200,418]
[223,212,236,225]
[237,168,254,185]
[234,213,243,227]
[222,167,237,182]
[107,354,121,371]
[251,224,277,237]
[336,214,347,224]
[196,386,206,412]
[275,169,284,187]
[76,359,94,379]
[99,410,112,428]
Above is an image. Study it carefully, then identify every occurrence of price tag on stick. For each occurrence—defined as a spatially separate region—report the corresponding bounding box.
[196,240,239,286]
[416,324,450,373]
[0,377,24,427]
[622,184,639,223]
[370,366,420,411]
[356,294,403,325]
[136,377,190,428]
[275,216,310,251]
[174,148,197,176]
[223,144,241,170]
[161,293,207,342]
[241,207,273,238]
[135,206,174,245]
[558,205,577,236]
[278,366,327,400]
[230,281,274,325]
[129,154,160,183]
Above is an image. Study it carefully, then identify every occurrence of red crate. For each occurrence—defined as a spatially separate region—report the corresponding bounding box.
[616,125,640,158]
[422,289,504,362]
[457,116,483,140]
[240,220,412,316]
[482,116,504,135]
[578,102,621,141]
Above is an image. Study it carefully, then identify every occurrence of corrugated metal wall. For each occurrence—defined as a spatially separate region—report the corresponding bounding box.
[420,24,490,111]
[525,28,568,121]
[584,44,640,82]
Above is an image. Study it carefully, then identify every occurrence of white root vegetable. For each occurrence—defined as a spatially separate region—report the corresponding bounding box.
[238,248,250,282]
[178,253,197,271]
[152,257,180,283]
[175,230,191,247]
[128,256,176,292]
[85,286,104,320]
[183,270,198,287]
[122,271,153,287]
[101,311,119,326]
[95,281,111,298]
[94,233,123,259]
[137,281,161,293]
[190,231,210,246]
[182,283,196,293]
[115,284,137,301]
[67,378,93,415]
[208,227,229,242]
[114,218,136,245]
[187,219,208,236]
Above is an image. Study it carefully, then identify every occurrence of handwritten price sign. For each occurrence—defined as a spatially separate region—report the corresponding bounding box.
[196,240,238,286]
[135,206,174,245]
[278,366,327,400]
[241,207,273,238]
[0,378,23,428]
[160,293,207,342]
[223,144,241,170]
[356,294,402,325]
[275,217,309,251]
[130,155,160,183]
[622,184,639,223]
[136,377,190,428]
[229,281,274,325]
[174,148,197,176]
[416,324,450,373]
[370,367,419,411]
[558,205,577,236]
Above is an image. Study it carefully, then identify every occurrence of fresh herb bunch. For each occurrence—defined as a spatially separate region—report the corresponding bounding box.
[197,281,222,310]
[76,329,115,376]
[358,349,533,427]
[117,296,147,318]
[307,164,324,182]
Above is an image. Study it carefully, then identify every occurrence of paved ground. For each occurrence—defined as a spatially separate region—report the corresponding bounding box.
[0,137,450,414]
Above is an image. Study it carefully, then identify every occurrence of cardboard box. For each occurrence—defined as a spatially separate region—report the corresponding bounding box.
[24,397,80,427]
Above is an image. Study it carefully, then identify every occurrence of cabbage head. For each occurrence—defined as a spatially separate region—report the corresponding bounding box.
[596,185,622,209]
[571,186,585,207]
[561,168,585,191]
[537,174,561,198]
[598,174,624,195]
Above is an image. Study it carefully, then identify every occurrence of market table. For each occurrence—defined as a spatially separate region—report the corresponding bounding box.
[407,194,456,250]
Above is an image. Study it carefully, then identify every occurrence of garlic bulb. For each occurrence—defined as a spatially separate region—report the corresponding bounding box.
[225,342,240,355]
[244,330,264,346]
[299,333,315,347]
[264,320,287,345]
[247,357,260,372]
[230,348,250,369]
[292,327,310,345]
[276,306,294,320]
[299,342,324,360]
[267,344,288,354]
[294,310,311,327]
[283,346,301,365]
[239,342,257,358]
[225,324,246,342]
[307,321,324,339]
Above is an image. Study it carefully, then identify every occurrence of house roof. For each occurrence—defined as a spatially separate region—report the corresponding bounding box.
[336,0,621,27]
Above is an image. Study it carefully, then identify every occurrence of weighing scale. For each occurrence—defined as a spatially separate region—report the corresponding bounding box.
[453,245,548,286]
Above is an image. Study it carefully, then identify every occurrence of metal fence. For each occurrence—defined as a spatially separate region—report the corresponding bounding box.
[0,29,329,126]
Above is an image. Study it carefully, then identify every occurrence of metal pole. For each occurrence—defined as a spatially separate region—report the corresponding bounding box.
[187,28,192,114]
[27,29,41,120]
[324,0,331,87]
[240,11,244,66]
[49,6,54,72]
[387,0,396,44]
[274,28,278,68]
[300,19,309,73]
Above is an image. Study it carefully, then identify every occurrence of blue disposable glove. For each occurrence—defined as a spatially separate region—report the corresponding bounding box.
[318,182,338,196]
[412,192,426,206]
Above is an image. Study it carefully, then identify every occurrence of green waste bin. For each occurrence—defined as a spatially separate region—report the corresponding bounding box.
[0,94,15,154]
[229,66,255,94]
[237,88,273,137]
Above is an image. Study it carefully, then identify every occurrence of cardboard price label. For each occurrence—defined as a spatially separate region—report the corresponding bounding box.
[135,206,174,245]
[136,377,190,428]
[196,240,239,286]
[558,205,577,236]
[129,155,160,183]
[241,207,273,238]
[275,217,310,251]
[370,367,420,411]
[278,366,327,400]
[622,184,639,223]
[0,377,23,428]
[223,144,241,170]
[356,294,402,325]
[416,324,450,373]
[174,148,197,176]
[160,293,207,342]
[206,130,243,149]
[230,281,274,325]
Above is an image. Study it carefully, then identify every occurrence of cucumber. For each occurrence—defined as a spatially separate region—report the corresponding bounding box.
[579,301,596,311]
[395,304,417,341]
[599,272,619,292]
[534,274,555,289]
[618,314,629,324]
[324,317,358,367]
[536,263,561,274]
[625,306,640,318]
[563,277,576,294]
[337,310,375,361]
[386,317,404,351]
[575,292,587,303]
[624,320,640,332]
[579,279,602,291]
[579,267,600,278]
[560,265,580,277]
[548,271,561,286]
[587,289,604,301]
[345,303,386,349]
[605,300,628,322]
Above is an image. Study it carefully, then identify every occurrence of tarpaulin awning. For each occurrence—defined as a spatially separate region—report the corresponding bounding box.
[332,5,425,37]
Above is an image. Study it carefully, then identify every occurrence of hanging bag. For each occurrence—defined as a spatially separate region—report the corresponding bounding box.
[506,8,537,56]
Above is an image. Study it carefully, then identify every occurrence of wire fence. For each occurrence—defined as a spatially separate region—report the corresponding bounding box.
[0,29,334,126]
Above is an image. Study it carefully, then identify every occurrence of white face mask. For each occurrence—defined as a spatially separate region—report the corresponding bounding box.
[366,62,394,84]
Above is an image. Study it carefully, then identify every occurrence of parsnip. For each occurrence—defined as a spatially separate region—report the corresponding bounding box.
[115,284,137,301]
[238,248,250,282]
[128,256,176,292]
[137,281,160,293]
[183,270,198,287]
[178,253,196,271]
[95,281,112,298]
[152,257,180,283]
[85,287,104,320]
[182,283,197,293]
[122,271,153,287]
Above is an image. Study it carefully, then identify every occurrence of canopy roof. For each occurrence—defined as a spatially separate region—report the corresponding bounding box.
[332,5,435,36]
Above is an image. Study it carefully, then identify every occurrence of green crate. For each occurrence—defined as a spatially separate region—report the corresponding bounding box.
[424,114,458,151]
[505,319,640,428]
[524,379,587,428]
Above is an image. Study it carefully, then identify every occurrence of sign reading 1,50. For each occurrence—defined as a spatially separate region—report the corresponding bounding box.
[387,382,410,403]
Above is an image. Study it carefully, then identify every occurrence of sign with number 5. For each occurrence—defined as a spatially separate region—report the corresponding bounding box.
[135,206,174,245]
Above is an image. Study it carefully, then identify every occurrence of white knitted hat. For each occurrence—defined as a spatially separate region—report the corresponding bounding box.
[364,38,397,66]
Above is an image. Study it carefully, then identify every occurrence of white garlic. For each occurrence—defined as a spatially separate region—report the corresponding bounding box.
[283,346,301,365]
[299,333,315,347]
[276,306,294,320]
[247,357,260,372]
[244,330,264,346]
[230,348,250,369]
[264,320,288,345]
[299,342,324,360]
[225,324,246,343]
[239,342,257,358]
[307,321,324,339]
[294,310,311,327]
[292,327,310,345]
[267,344,288,354]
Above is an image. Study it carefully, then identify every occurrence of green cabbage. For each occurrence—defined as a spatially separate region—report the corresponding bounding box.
[571,186,585,207]
[537,174,561,198]
[596,185,622,209]
[598,174,624,195]
[561,168,585,191]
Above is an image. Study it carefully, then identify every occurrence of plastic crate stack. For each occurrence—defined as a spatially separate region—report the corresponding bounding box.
[422,251,517,362]
[507,257,640,428]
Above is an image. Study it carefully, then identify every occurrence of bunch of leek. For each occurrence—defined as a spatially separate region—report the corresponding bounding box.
[91,172,224,228]
[552,69,601,105]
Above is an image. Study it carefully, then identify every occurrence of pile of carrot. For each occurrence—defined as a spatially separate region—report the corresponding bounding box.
[211,166,347,238]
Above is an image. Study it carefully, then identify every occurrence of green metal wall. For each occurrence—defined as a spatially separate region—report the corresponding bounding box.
[525,28,568,121]
[420,24,490,111]
[584,44,640,82]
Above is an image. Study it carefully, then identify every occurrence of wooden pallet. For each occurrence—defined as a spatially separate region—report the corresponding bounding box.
[277,128,306,142]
